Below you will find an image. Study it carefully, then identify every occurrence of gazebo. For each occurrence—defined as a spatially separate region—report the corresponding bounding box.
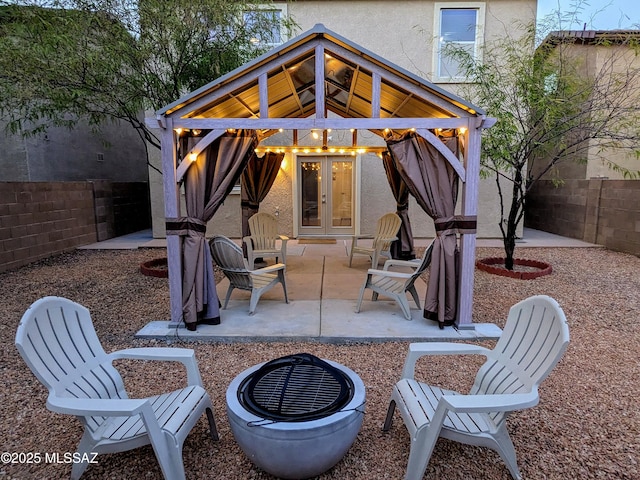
[147,24,494,331]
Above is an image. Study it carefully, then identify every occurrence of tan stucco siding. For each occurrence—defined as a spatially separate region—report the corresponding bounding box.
[288,0,537,82]
[586,44,640,179]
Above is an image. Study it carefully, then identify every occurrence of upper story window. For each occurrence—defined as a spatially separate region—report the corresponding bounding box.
[243,4,288,48]
[433,2,485,82]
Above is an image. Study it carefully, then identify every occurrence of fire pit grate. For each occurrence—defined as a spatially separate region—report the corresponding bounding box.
[238,353,354,422]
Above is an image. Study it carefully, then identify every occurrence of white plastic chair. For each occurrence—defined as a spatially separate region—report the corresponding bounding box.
[355,240,434,320]
[349,212,402,268]
[15,296,218,480]
[243,212,289,270]
[383,295,570,480]
[210,235,289,314]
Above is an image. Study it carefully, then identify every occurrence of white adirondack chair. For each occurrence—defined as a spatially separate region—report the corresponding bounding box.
[15,296,218,480]
[383,295,570,480]
[243,212,289,270]
[355,239,434,320]
[349,212,402,268]
[210,235,289,314]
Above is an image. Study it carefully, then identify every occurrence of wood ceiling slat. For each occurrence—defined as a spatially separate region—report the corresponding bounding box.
[267,71,293,104]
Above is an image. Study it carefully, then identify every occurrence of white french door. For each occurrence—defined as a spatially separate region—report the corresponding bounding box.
[297,155,355,236]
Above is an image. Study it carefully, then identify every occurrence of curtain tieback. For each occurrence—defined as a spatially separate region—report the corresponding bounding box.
[434,216,477,235]
[166,217,207,236]
[240,200,260,209]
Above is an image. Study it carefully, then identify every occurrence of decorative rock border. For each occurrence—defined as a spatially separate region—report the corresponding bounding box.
[140,257,168,278]
[476,257,553,280]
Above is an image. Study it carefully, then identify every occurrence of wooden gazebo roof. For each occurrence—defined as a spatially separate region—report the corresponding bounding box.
[154,24,486,133]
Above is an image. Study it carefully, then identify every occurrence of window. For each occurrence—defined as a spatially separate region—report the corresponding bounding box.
[243,3,288,48]
[434,2,485,82]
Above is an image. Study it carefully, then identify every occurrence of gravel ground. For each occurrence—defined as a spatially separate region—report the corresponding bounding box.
[0,246,638,480]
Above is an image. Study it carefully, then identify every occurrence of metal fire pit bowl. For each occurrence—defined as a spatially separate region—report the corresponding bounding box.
[226,355,366,479]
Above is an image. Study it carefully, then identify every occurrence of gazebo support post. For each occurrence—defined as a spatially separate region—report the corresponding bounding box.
[160,117,184,327]
[456,118,484,329]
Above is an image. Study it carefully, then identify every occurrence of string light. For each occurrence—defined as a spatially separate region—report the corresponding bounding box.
[253,146,387,155]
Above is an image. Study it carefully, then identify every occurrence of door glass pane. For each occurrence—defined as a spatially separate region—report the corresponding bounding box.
[301,161,321,226]
[331,160,353,227]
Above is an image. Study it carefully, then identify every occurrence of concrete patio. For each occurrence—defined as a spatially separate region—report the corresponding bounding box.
[81,229,597,343]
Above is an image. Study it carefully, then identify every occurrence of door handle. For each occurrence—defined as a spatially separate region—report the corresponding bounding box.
[321,193,326,204]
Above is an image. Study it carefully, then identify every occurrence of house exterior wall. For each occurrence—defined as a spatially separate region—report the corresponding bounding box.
[148,0,537,240]
[286,0,536,81]
[585,43,640,179]
[534,41,640,182]
[0,118,151,266]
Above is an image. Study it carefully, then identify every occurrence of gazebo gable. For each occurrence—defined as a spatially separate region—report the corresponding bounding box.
[156,24,484,128]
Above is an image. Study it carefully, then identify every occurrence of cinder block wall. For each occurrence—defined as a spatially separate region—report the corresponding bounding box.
[0,182,97,272]
[526,179,640,256]
[0,181,151,273]
[111,182,151,237]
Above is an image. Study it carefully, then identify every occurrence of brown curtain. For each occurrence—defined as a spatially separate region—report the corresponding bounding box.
[240,152,284,254]
[382,151,415,260]
[177,129,258,326]
[386,131,459,328]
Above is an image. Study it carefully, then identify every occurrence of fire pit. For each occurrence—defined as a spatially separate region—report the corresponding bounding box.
[226,353,366,479]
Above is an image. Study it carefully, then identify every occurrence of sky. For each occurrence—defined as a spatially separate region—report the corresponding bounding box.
[537,0,638,30]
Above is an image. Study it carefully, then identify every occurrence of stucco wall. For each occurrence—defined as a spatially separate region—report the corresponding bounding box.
[538,42,640,181]
[586,44,640,179]
[287,0,536,82]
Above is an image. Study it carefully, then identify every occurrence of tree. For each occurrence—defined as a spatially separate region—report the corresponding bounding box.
[0,0,296,165]
[446,12,640,270]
